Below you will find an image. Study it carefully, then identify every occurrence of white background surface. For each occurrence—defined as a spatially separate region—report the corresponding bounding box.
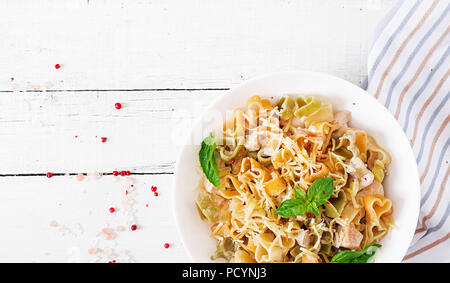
[0,0,395,262]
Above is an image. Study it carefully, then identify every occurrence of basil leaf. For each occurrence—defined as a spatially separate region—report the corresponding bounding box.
[292,202,309,216]
[350,243,381,263]
[294,188,306,199]
[308,202,320,215]
[276,177,334,217]
[275,199,308,217]
[199,135,221,189]
[330,250,362,263]
[331,243,381,263]
[307,177,333,206]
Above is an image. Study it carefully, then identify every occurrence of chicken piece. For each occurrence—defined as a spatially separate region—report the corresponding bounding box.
[348,157,374,188]
[333,110,351,126]
[259,135,281,157]
[356,180,384,202]
[332,110,351,138]
[296,229,313,248]
[335,223,363,249]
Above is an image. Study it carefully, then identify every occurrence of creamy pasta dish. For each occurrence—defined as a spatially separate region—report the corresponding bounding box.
[196,95,394,263]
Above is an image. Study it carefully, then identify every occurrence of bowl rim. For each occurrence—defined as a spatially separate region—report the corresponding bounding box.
[172,70,421,263]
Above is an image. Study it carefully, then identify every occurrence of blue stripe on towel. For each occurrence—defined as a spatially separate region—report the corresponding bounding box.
[368,0,421,80]
[416,92,449,164]
[421,139,449,206]
[403,47,450,132]
[384,3,450,109]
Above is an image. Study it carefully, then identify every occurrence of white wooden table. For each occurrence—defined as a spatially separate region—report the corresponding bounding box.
[0,0,395,262]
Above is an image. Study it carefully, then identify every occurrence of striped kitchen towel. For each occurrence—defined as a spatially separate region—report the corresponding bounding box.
[367,0,449,262]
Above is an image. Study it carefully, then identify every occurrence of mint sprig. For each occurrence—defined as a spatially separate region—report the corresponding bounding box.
[199,135,221,189]
[275,177,333,217]
[331,243,381,263]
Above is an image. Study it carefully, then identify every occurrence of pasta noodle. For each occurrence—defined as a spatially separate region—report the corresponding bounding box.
[196,95,394,262]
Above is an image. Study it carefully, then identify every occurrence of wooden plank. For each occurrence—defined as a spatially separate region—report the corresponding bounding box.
[0,0,395,91]
[0,90,221,174]
[0,174,190,262]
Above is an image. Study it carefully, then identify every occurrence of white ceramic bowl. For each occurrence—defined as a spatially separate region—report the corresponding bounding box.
[173,71,420,263]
